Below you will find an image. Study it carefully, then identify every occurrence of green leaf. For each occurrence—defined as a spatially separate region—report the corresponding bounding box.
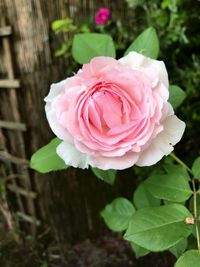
[30,138,69,173]
[145,166,192,202]
[175,250,200,267]
[72,33,116,64]
[187,235,197,250]
[189,194,200,215]
[169,238,187,258]
[163,162,190,181]
[188,195,200,238]
[192,157,200,179]
[80,24,90,33]
[124,204,192,252]
[91,168,117,185]
[130,242,150,258]
[51,18,77,33]
[101,197,136,232]
[164,200,186,206]
[124,27,159,59]
[55,42,71,57]
[0,183,5,196]
[133,182,160,209]
[169,85,186,109]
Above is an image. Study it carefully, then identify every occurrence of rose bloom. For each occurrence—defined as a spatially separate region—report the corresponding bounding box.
[95,8,110,25]
[45,52,185,170]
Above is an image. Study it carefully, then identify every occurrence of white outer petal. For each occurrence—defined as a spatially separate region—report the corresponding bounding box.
[44,79,73,141]
[45,102,73,141]
[119,51,169,89]
[44,79,67,102]
[89,153,139,170]
[57,141,139,170]
[57,141,90,169]
[136,115,186,167]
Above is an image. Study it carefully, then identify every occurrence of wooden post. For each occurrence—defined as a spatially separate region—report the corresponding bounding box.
[0,15,37,233]
[0,0,135,245]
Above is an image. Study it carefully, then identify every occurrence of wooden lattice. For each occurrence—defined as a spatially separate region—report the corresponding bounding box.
[0,18,40,234]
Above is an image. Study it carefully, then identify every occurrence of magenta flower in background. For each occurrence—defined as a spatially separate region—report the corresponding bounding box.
[95,8,110,25]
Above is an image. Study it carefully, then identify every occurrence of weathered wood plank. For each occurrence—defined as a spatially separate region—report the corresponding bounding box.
[0,26,12,37]
[17,212,41,226]
[0,0,134,243]
[7,184,37,199]
[0,79,20,88]
[0,15,37,232]
[0,120,26,131]
[0,150,29,165]
[4,174,27,181]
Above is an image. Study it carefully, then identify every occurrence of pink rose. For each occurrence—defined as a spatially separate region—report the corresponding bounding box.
[95,8,110,25]
[45,52,185,170]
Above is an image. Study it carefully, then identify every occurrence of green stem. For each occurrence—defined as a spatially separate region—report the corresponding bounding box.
[191,179,200,252]
[170,153,200,252]
[170,153,193,175]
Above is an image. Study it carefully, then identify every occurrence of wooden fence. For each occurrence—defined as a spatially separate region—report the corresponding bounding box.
[0,17,40,234]
[0,0,136,244]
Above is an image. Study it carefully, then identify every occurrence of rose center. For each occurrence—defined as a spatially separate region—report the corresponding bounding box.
[88,89,123,132]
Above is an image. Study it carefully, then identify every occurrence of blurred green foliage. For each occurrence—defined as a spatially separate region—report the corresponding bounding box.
[51,18,90,57]
[52,18,78,34]
[123,0,200,160]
